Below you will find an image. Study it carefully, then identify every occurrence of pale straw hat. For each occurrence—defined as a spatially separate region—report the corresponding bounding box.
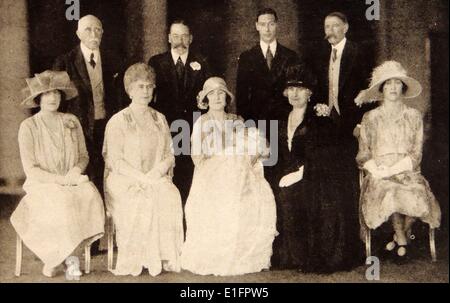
[355,60,422,106]
[196,77,235,110]
[20,70,78,108]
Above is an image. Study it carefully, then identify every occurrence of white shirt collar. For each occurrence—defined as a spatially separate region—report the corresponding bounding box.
[260,40,277,58]
[80,43,100,64]
[330,37,347,58]
[171,48,189,65]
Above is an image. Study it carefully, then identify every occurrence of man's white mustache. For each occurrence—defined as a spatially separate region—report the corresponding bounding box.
[324,34,335,40]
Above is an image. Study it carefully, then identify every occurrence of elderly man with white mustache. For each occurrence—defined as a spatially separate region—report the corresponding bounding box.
[53,14,125,255]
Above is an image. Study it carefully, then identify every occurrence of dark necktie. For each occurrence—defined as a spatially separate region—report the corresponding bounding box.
[175,57,185,81]
[89,53,96,69]
[331,48,337,63]
[266,47,273,70]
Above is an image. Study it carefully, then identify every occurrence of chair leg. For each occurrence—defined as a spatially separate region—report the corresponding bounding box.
[429,228,437,262]
[84,245,91,274]
[365,229,371,258]
[15,234,22,277]
[107,216,114,271]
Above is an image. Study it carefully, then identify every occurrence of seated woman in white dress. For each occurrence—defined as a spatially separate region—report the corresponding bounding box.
[355,61,441,260]
[103,63,183,276]
[10,70,105,277]
[181,77,278,276]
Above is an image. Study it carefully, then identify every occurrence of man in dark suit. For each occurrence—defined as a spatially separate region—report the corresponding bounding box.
[236,7,299,194]
[148,20,211,204]
[310,12,374,268]
[53,15,123,254]
[312,12,371,143]
[236,8,299,125]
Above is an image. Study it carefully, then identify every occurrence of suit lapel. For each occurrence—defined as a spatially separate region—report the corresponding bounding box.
[161,52,179,98]
[250,46,271,85]
[185,52,197,94]
[270,44,287,81]
[338,41,354,92]
[74,46,92,92]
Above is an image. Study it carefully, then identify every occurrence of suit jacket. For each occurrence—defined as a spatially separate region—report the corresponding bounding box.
[148,51,211,126]
[236,43,299,122]
[311,40,371,142]
[53,46,124,142]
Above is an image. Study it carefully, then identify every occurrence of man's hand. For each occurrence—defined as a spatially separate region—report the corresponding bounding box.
[353,124,361,138]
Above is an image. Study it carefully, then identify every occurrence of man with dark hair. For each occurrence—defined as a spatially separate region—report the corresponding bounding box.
[236,8,299,124]
[309,11,374,270]
[148,20,211,204]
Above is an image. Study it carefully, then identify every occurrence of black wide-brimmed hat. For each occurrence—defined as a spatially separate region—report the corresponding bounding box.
[284,64,317,92]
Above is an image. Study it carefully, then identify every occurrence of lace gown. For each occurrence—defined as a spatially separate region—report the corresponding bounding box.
[103,106,183,276]
[181,113,278,276]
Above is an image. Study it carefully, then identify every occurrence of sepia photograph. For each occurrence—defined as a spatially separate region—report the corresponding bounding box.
[0,0,448,292]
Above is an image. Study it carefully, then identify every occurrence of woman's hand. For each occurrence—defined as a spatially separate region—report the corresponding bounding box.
[279,166,304,188]
[74,175,89,185]
[145,168,162,183]
[370,165,391,179]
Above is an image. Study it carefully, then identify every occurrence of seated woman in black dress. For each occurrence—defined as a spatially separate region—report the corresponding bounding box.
[272,65,356,273]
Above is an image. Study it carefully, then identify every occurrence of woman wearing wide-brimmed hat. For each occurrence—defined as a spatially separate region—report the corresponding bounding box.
[271,65,357,273]
[180,77,277,276]
[355,61,441,260]
[10,70,105,277]
[103,63,183,276]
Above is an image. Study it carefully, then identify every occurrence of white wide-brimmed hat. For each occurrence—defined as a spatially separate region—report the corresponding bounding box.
[197,77,235,110]
[354,60,422,106]
[20,70,78,108]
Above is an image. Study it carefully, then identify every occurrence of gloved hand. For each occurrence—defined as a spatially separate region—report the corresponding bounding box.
[64,167,82,185]
[145,168,162,183]
[364,160,391,179]
[388,157,413,176]
[74,175,89,185]
[279,166,304,188]
[353,124,361,138]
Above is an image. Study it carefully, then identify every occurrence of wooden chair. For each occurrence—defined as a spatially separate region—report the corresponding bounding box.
[15,234,92,277]
[106,211,115,271]
[359,170,437,262]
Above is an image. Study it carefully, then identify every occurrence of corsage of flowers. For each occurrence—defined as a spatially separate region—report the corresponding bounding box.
[62,114,77,129]
[190,61,202,71]
[314,103,331,117]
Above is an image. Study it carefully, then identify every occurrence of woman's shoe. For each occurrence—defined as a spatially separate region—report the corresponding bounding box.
[42,265,57,277]
[394,245,409,265]
[385,234,398,251]
[397,245,407,257]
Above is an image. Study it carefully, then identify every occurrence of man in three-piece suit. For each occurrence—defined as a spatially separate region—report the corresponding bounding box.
[236,8,300,125]
[53,15,123,254]
[312,12,371,143]
[148,20,211,204]
[54,15,123,194]
[310,12,374,267]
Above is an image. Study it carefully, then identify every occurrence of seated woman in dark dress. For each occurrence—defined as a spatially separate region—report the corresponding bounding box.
[272,65,357,273]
